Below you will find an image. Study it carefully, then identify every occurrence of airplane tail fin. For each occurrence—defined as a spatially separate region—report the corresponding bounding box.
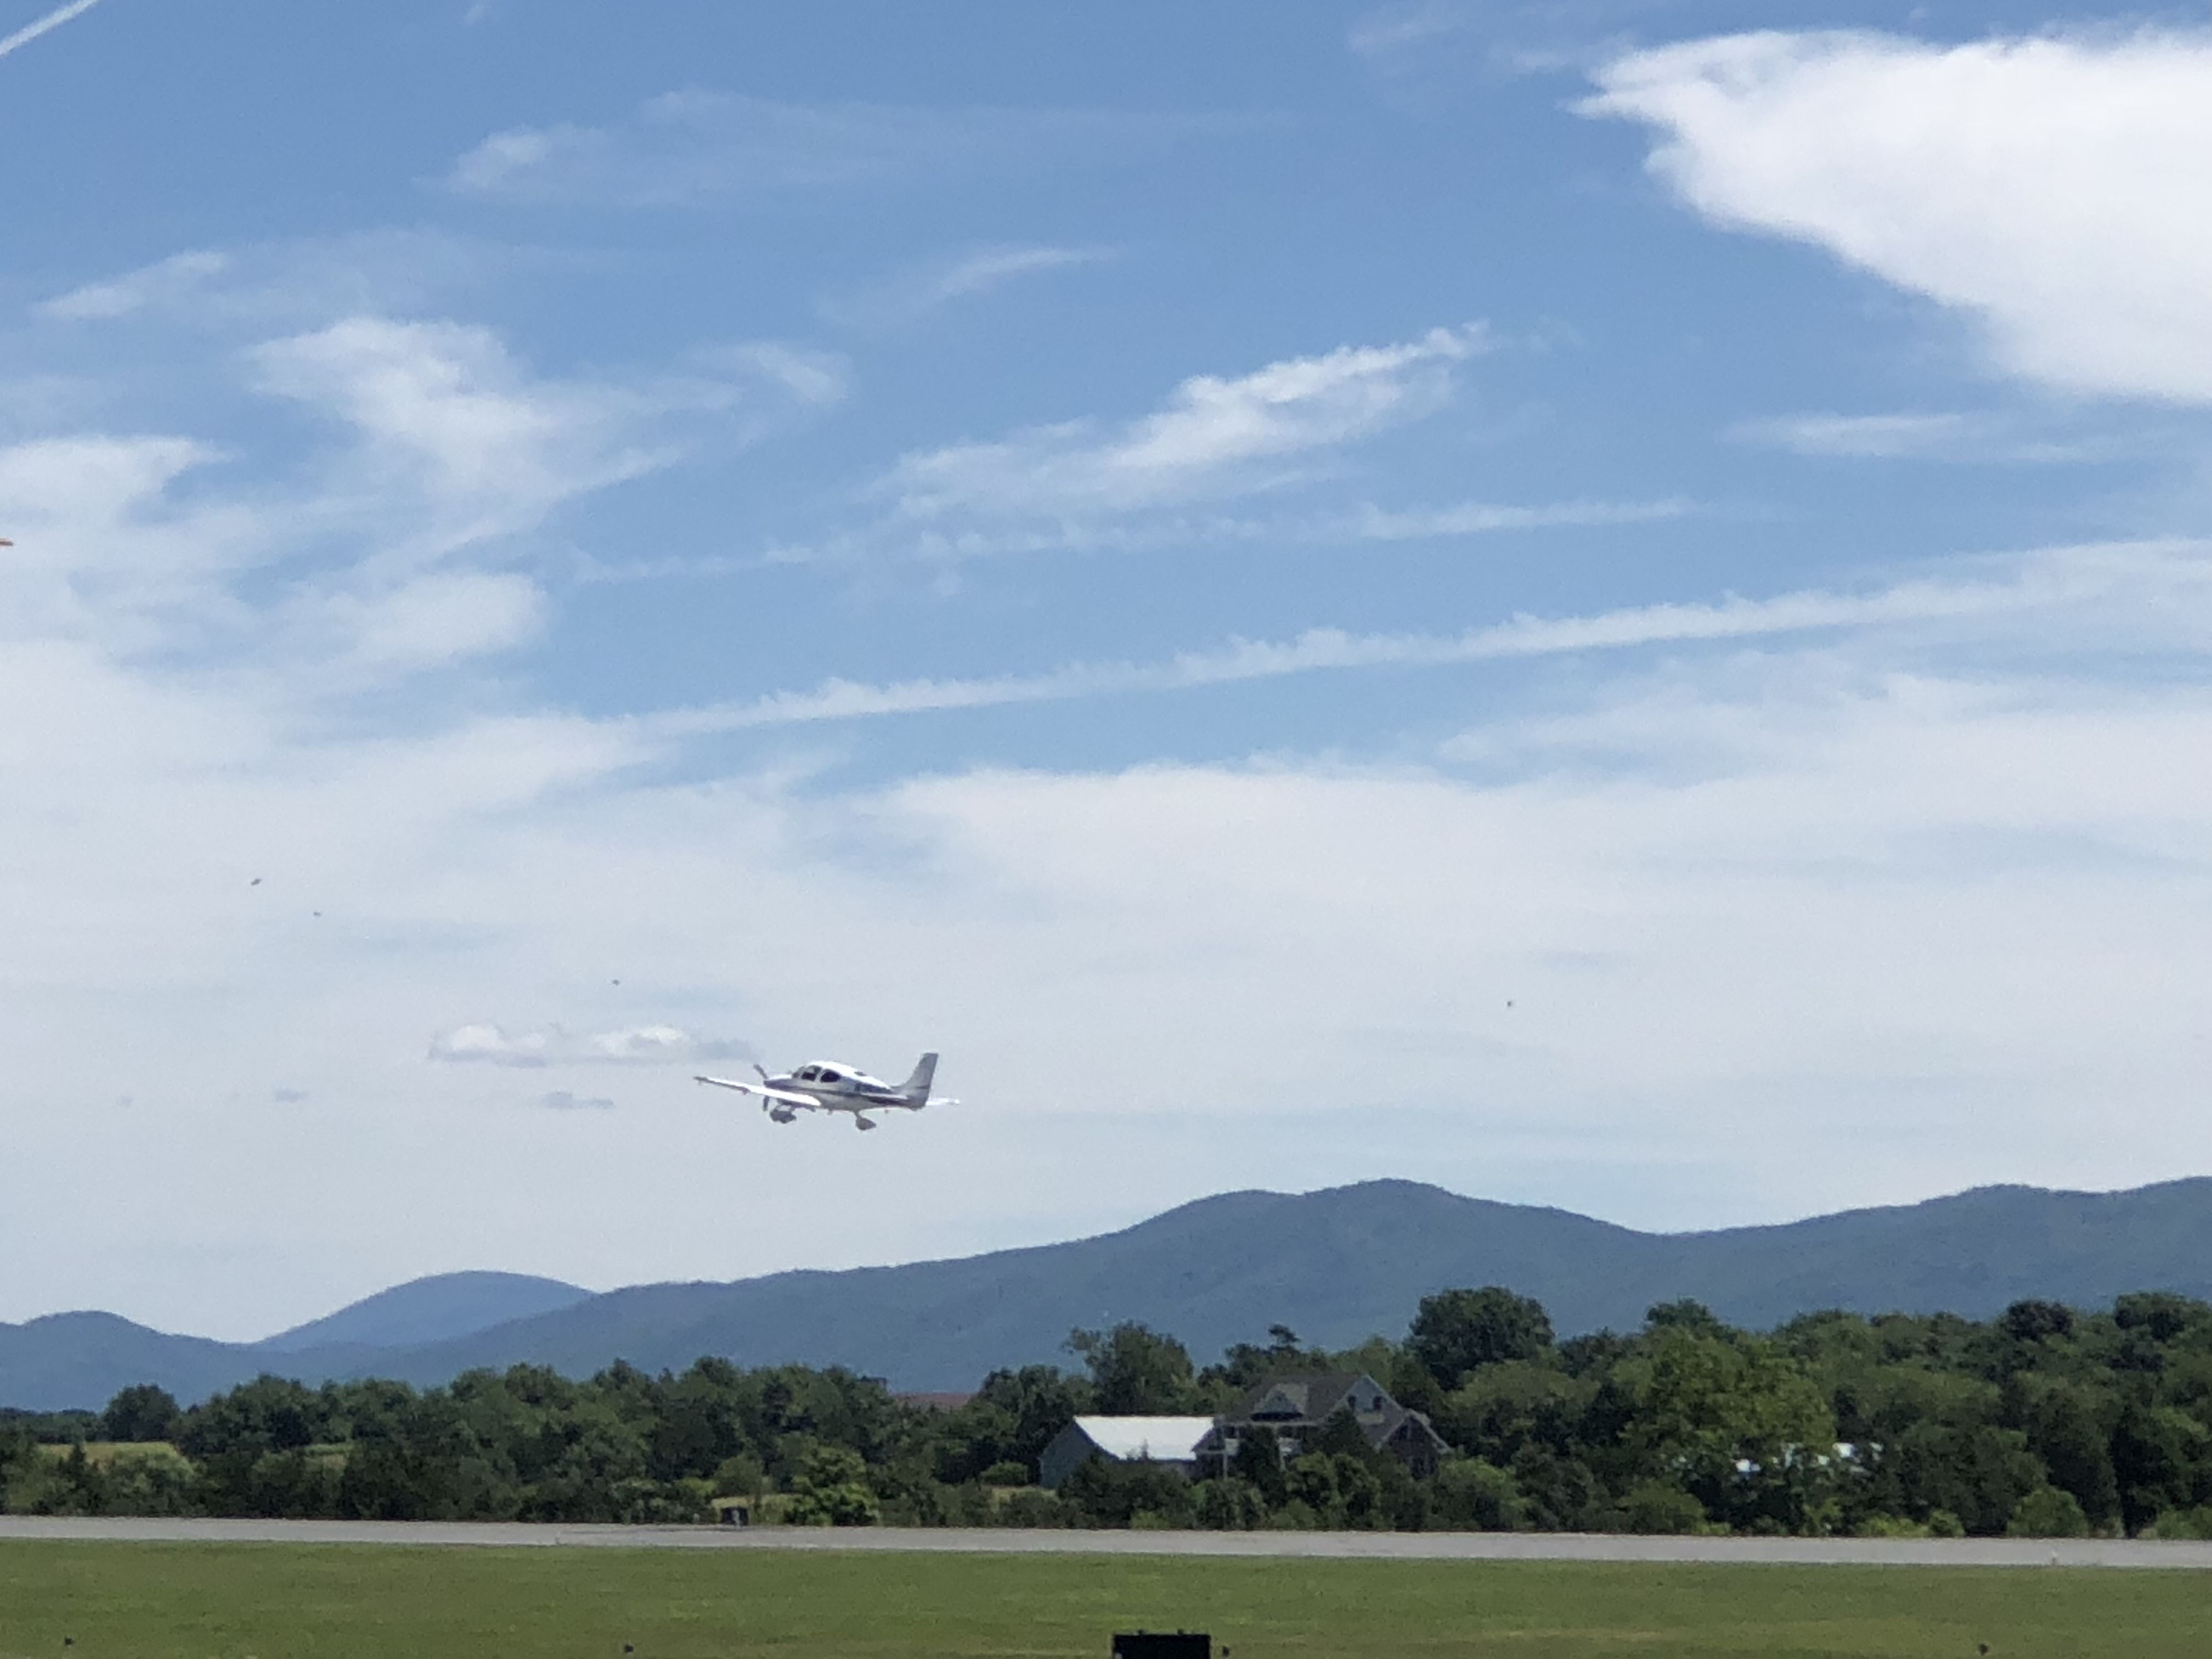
[899,1052,938,1104]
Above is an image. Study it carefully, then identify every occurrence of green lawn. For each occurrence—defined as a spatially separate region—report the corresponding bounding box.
[1,1544,2204,1659]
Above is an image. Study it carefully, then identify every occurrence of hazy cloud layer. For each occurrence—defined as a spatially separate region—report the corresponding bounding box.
[431,1024,754,1068]
[540,1091,616,1111]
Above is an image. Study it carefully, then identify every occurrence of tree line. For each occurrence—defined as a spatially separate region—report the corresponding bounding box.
[4,1288,2210,1536]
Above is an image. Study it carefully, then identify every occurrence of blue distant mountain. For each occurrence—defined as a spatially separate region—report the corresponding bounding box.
[254,1271,592,1354]
[6,1178,2212,1412]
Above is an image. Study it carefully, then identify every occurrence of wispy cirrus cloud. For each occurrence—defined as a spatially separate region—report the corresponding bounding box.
[1347,496,1689,538]
[820,244,1113,329]
[886,325,1487,521]
[654,539,2205,733]
[1585,30,2212,402]
[38,251,233,321]
[1731,410,2125,464]
[0,0,104,63]
[4,278,838,676]
[448,91,1244,207]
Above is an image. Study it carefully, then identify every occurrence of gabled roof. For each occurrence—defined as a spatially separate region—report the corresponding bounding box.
[1235,1372,1378,1423]
[1068,1415,1217,1462]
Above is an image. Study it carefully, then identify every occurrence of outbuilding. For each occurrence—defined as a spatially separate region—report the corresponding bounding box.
[1037,1415,1218,1490]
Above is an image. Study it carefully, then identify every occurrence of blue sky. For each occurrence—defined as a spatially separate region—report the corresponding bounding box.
[4,0,2211,1339]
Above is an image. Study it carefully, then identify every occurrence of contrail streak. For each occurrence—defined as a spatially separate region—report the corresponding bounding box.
[0,0,105,61]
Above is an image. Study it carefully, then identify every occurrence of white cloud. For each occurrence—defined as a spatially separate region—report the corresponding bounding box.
[428,1024,754,1068]
[658,540,2196,732]
[821,244,1111,329]
[448,92,1237,207]
[887,325,1487,519]
[1348,4,1472,59]
[540,1091,615,1111]
[1,306,806,675]
[38,251,232,321]
[250,317,678,546]
[0,0,104,63]
[31,232,526,336]
[1731,410,2119,464]
[710,341,849,408]
[317,572,549,669]
[1585,30,2212,402]
[1348,496,1690,538]
[1737,411,1978,460]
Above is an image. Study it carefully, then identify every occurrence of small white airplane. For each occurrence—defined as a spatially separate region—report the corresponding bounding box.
[694,1052,955,1131]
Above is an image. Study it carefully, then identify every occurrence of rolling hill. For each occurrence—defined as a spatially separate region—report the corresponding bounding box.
[253,1271,592,1354]
[6,1177,2212,1412]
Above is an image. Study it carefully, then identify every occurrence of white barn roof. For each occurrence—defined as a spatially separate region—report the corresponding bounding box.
[1070,1416,1216,1462]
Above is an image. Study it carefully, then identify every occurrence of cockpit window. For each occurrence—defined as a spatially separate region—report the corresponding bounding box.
[796,1066,820,1081]
[819,1069,842,1083]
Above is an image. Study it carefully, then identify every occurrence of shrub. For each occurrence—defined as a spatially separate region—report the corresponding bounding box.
[1620,1481,1707,1536]
[1855,1513,1932,1539]
[2006,1486,2090,1538]
[996,1488,1071,1528]
[1428,1458,1526,1531]
[2143,1505,2212,1540]
[1193,1476,1268,1531]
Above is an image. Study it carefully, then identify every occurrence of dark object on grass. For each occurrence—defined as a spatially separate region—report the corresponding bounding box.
[1114,1633,1209,1659]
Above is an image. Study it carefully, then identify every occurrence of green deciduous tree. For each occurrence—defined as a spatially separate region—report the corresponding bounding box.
[783,1444,880,1526]
[1409,1288,1554,1390]
[99,1385,183,1444]
[1066,1323,1197,1414]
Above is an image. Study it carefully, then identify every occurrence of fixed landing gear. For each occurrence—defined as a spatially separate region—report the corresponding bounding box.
[854,1116,877,1132]
[768,1107,796,1124]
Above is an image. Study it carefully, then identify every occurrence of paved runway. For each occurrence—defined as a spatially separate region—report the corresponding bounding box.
[3,1517,2208,1568]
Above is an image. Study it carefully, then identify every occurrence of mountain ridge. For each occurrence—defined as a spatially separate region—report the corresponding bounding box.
[7,1176,2211,1413]
[254,1271,592,1355]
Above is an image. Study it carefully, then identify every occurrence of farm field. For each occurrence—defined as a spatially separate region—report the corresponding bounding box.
[1,1542,2205,1659]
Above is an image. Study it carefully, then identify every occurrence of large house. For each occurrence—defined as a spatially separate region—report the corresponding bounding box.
[1037,1374,1448,1489]
[1196,1372,1447,1479]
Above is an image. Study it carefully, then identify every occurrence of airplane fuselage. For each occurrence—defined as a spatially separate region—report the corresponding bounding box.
[764,1062,907,1114]
[693,1052,951,1131]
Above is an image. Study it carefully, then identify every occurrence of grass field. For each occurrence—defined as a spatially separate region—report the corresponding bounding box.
[1,1543,2205,1659]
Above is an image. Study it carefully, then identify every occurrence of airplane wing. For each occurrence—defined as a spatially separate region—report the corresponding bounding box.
[694,1075,819,1108]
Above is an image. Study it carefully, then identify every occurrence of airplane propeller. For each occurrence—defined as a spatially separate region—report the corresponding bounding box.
[753,1062,770,1082]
